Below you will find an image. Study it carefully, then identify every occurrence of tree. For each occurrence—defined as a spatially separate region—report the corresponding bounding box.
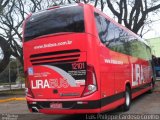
[0,36,11,73]
[0,0,160,69]
[0,0,87,66]
[0,0,10,13]
[0,0,11,73]
[105,0,160,36]
[0,0,54,65]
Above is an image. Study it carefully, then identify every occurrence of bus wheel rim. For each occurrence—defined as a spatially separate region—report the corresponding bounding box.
[126,92,130,106]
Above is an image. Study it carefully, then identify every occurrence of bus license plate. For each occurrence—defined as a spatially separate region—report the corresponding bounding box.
[50,103,62,109]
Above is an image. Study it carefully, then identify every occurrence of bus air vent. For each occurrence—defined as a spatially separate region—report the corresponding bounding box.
[30,49,80,65]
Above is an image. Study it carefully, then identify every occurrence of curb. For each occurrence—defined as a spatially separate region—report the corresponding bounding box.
[0,97,26,103]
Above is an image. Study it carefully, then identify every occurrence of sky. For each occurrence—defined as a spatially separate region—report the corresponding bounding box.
[1,1,160,41]
[143,20,160,39]
[103,2,160,40]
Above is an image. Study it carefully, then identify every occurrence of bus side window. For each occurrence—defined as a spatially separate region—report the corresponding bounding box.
[146,46,152,60]
[106,23,131,55]
[128,38,149,60]
[104,22,115,48]
[94,12,149,58]
[94,13,111,44]
[94,13,104,43]
[100,16,110,44]
[113,26,130,55]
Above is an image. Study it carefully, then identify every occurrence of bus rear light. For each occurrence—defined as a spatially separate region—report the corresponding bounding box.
[77,101,88,104]
[88,84,96,91]
[82,65,97,97]
[28,101,37,104]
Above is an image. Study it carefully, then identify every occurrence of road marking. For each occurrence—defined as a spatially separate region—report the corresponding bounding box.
[0,97,25,103]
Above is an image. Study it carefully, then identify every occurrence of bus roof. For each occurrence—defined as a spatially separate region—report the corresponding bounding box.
[30,3,150,47]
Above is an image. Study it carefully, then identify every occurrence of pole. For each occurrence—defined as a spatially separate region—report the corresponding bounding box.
[9,61,11,90]
[16,60,21,88]
[9,60,15,90]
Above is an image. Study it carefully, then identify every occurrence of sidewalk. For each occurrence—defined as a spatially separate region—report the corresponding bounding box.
[154,80,160,92]
[0,89,25,103]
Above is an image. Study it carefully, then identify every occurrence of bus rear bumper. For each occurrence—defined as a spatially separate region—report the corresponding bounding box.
[29,108,100,114]
[26,97,101,114]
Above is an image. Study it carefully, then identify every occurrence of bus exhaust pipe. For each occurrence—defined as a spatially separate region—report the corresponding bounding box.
[32,107,39,113]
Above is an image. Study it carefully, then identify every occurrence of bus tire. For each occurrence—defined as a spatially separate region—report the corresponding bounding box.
[148,80,155,94]
[122,86,131,112]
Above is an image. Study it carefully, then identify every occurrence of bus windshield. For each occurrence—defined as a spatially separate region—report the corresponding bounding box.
[24,6,85,42]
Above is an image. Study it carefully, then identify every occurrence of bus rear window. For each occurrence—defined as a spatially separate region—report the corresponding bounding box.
[24,6,85,42]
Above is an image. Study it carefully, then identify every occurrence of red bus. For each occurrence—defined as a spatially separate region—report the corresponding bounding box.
[23,3,154,114]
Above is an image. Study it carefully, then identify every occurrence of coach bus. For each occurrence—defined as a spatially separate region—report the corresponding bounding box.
[23,3,154,114]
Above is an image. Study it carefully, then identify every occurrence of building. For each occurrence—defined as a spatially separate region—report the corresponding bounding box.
[147,37,160,79]
[146,37,160,58]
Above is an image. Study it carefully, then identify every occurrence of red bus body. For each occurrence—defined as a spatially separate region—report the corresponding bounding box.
[23,4,153,114]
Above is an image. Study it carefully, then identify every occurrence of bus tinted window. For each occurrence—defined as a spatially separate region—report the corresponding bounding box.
[24,6,85,41]
[94,13,111,43]
[94,12,151,60]
[146,46,152,60]
[95,13,130,55]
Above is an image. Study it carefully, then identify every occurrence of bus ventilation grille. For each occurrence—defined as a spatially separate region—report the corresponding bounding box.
[30,49,80,65]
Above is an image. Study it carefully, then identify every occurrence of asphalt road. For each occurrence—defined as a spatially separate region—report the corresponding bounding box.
[0,92,160,120]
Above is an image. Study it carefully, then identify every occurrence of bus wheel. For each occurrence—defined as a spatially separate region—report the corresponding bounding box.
[148,80,155,94]
[122,86,131,112]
